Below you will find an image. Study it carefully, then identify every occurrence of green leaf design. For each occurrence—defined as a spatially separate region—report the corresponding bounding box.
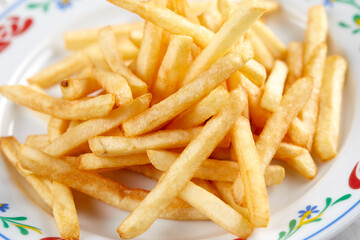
[278,231,286,240]
[43,3,49,12]
[332,194,352,206]
[352,29,360,34]
[27,3,42,8]
[1,219,9,228]
[5,216,27,221]
[339,22,351,28]
[312,218,322,222]
[288,219,297,233]
[17,226,29,235]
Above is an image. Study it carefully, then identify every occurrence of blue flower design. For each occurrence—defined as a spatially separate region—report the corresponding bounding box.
[56,0,72,10]
[324,0,335,7]
[298,205,320,219]
[0,203,9,213]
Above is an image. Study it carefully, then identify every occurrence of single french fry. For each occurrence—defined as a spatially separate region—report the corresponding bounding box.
[191,178,220,198]
[129,29,143,48]
[166,86,230,129]
[246,29,274,70]
[303,5,328,65]
[239,59,266,87]
[42,94,151,157]
[60,77,101,100]
[287,118,310,149]
[48,118,70,142]
[63,21,144,50]
[198,4,222,33]
[251,21,287,59]
[122,41,253,137]
[260,60,288,112]
[0,85,115,120]
[92,67,133,106]
[231,176,245,206]
[18,145,207,220]
[52,181,80,240]
[314,55,347,161]
[127,164,164,181]
[79,153,150,171]
[231,116,269,227]
[264,165,285,185]
[0,137,52,208]
[24,135,50,149]
[152,35,193,104]
[261,1,280,14]
[285,42,303,92]
[256,77,313,171]
[28,51,87,88]
[210,147,230,160]
[217,0,233,23]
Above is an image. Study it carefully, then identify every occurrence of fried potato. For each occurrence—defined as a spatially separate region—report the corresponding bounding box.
[285,42,304,92]
[60,77,101,100]
[246,29,274,70]
[48,118,70,142]
[238,59,266,87]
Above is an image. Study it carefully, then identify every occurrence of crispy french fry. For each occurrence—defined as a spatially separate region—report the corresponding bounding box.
[52,181,80,240]
[129,29,143,48]
[217,0,233,23]
[285,42,303,92]
[210,147,230,160]
[18,145,207,220]
[127,164,164,181]
[239,59,266,87]
[314,55,347,161]
[24,135,50,149]
[60,77,101,100]
[28,51,87,88]
[231,175,245,206]
[0,85,115,120]
[152,35,193,104]
[303,5,328,65]
[92,67,133,106]
[261,1,280,14]
[256,77,313,171]
[79,153,150,171]
[166,86,230,129]
[122,41,253,137]
[48,118,70,142]
[198,4,222,33]
[264,165,285,185]
[191,178,220,198]
[246,29,274,70]
[260,60,288,112]
[42,94,151,157]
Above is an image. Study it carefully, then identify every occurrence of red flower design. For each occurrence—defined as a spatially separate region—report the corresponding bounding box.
[40,237,64,240]
[349,162,360,189]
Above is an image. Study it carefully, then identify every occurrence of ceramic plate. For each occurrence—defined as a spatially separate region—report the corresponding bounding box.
[0,0,360,239]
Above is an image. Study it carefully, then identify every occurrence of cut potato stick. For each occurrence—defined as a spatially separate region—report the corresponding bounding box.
[92,67,133,106]
[18,145,207,220]
[63,21,144,50]
[251,21,287,59]
[314,55,347,161]
[239,59,266,87]
[48,118,70,142]
[256,77,313,171]
[0,85,115,120]
[182,0,265,85]
[122,41,253,137]
[230,175,244,206]
[25,135,50,149]
[261,1,280,14]
[152,35,193,104]
[52,181,80,240]
[166,86,230,129]
[28,51,87,88]
[231,116,269,227]
[210,147,230,160]
[42,94,151,157]
[285,42,303,92]
[264,165,285,186]
[260,60,288,112]
[60,77,101,100]
[79,153,150,171]
[191,178,220,198]
[117,95,240,239]
[217,0,233,23]
[129,29,143,48]
[0,137,52,208]
[198,5,222,33]
[303,5,328,65]
[127,164,164,181]
[287,118,310,150]
[246,29,274,70]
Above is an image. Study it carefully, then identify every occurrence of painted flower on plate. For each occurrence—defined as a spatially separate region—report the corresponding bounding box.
[323,0,336,7]
[298,205,320,219]
[0,203,9,213]
[56,0,72,10]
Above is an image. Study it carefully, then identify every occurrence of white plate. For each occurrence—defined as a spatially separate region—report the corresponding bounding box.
[0,0,360,239]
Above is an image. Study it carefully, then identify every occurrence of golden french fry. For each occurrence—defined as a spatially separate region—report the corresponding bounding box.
[48,118,70,142]
[52,181,80,240]
[28,51,87,88]
[210,147,230,160]
[303,5,328,65]
[79,153,150,171]
[239,59,267,87]
[285,42,304,92]
[264,165,285,185]
[18,145,207,220]
[92,67,133,106]
[60,77,101,100]
[24,135,50,149]
[246,29,274,70]
[191,178,220,198]
[314,55,347,161]
[152,35,193,104]
[261,0,280,14]
[129,29,143,48]
[0,85,115,120]
[198,4,222,33]
[231,116,269,227]
[231,175,245,206]
[256,77,313,171]
[122,41,253,137]
[166,86,230,129]
[42,94,151,157]
[127,164,164,181]
[260,60,288,112]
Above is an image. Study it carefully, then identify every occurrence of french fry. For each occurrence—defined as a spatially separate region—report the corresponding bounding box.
[0,85,115,120]
[152,35,193,104]
[210,147,230,160]
[231,116,269,227]
[60,77,101,100]
[246,29,274,70]
[261,1,280,14]
[79,153,150,171]
[303,5,328,65]
[129,29,143,48]
[28,51,87,88]
[238,59,266,87]
[251,21,287,59]
[18,145,207,220]
[264,165,285,186]
[166,86,230,129]
[92,67,133,106]
[0,137,52,208]
[52,181,80,240]
[284,42,303,92]
[42,94,151,157]
[48,118,70,142]
[63,21,144,50]
[127,164,164,181]
[24,135,50,149]
[231,176,245,206]
[314,55,347,161]
[260,60,288,112]
[217,0,233,23]
[191,178,220,198]
[122,41,253,137]
[198,3,222,33]
[256,77,313,171]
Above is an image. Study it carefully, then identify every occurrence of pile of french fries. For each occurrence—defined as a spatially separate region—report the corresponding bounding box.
[0,0,348,239]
